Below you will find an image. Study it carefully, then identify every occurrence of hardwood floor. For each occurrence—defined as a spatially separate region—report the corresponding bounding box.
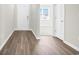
[0,31,79,55]
[32,36,79,55]
[0,31,37,55]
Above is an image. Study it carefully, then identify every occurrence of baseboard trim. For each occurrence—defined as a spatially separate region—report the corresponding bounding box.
[63,40,79,51]
[0,29,40,51]
[0,30,14,51]
[15,29,40,40]
[30,30,40,40]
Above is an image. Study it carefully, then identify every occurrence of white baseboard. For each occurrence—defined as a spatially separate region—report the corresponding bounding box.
[30,30,40,40]
[63,40,79,51]
[0,29,39,51]
[15,28,40,40]
[0,30,14,51]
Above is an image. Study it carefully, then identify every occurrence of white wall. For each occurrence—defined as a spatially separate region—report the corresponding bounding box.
[0,4,40,49]
[0,5,3,45]
[16,4,30,30]
[0,4,16,49]
[29,4,40,37]
[64,4,79,50]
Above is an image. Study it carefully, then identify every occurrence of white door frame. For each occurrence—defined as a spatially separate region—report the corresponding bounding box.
[40,4,54,36]
[54,4,64,40]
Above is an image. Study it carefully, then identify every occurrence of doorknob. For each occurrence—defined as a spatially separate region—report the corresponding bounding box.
[27,16,29,25]
[27,16,29,20]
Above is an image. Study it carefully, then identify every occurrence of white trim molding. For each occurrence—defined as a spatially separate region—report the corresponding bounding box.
[0,29,39,51]
[29,29,40,40]
[63,40,79,52]
[15,29,40,40]
[0,30,14,51]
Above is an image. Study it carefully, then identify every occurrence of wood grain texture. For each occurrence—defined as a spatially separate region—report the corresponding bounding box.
[32,36,79,55]
[0,30,37,55]
[0,31,79,55]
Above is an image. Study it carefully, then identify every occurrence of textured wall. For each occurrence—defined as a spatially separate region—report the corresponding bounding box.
[64,4,79,48]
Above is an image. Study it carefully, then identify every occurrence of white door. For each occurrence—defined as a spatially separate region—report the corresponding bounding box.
[40,4,53,35]
[55,4,64,40]
[17,4,30,30]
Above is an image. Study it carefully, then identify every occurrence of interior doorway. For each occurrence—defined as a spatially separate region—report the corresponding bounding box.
[40,4,53,36]
[54,4,64,40]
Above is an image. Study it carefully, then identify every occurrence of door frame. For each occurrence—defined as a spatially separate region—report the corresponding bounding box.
[40,4,54,36]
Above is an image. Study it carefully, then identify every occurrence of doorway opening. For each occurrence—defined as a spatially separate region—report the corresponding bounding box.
[40,4,53,36]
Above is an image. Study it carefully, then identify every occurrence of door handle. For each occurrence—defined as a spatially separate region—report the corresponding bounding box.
[27,16,29,20]
[27,16,29,25]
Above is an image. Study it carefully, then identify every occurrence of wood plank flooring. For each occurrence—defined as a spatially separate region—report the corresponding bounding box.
[0,31,37,55]
[32,36,79,55]
[0,31,79,55]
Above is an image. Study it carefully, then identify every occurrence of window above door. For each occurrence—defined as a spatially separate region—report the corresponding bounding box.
[40,6,49,20]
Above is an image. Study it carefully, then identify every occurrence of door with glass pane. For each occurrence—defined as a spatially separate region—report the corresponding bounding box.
[40,5,53,35]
